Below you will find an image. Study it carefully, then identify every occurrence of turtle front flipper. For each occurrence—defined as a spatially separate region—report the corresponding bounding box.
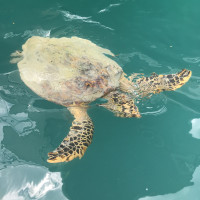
[101,91,141,118]
[135,69,192,96]
[47,107,94,163]
[120,69,192,97]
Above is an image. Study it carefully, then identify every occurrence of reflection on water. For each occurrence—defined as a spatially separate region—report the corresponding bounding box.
[0,99,38,137]
[190,119,200,139]
[139,165,200,200]
[0,72,67,199]
[0,165,67,200]
[0,72,39,138]
[1,0,200,199]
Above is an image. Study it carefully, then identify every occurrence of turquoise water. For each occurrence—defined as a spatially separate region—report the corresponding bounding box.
[1,0,200,199]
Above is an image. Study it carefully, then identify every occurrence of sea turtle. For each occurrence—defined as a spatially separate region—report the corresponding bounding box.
[10,36,192,163]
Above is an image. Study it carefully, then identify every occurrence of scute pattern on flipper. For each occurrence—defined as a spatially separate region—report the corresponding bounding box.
[47,119,94,163]
[135,69,192,96]
[102,92,141,118]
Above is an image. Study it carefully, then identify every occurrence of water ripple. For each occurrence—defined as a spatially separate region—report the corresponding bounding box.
[3,32,21,39]
[98,3,121,13]
[183,57,200,64]
[141,106,167,116]
[176,76,200,101]
[118,51,162,67]
[3,29,51,39]
[139,94,168,116]
[60,10,114,31]
[168,97,200,114]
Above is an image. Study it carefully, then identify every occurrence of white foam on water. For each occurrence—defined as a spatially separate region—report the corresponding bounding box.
[98,3,121,13]
[22,29,51,38]
[60,10,91,20]
[3,29,51,39]
[82,19,114,30]
[4,32,21,39]
[60,10,114,30]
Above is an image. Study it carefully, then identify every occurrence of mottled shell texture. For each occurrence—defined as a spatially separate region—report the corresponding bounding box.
[17,36,123,106]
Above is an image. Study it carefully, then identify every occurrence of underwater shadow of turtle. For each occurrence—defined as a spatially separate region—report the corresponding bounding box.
[10,36,192,163]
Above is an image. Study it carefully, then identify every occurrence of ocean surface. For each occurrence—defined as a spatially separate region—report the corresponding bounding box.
[0,0,200,199]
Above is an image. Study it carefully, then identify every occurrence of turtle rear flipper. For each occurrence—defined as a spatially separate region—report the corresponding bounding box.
[47,107,94,163]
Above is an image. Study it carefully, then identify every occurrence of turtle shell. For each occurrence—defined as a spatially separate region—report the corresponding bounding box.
[16,36,123,106]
